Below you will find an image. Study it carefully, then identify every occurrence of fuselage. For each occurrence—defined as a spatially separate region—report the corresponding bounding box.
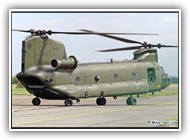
[17,60,170,100]
[16,35,170,101]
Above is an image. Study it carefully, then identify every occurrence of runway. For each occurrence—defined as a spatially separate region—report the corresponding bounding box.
[11,94,178,129]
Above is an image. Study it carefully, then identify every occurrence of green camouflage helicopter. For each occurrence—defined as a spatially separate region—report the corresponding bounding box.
[13,29,177,106]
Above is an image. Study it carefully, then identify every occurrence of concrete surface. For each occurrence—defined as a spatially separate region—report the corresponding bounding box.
[11,94,179,129]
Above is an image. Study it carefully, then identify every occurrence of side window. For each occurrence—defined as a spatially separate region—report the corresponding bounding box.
[75,76,81,84]
[148,68,156,81]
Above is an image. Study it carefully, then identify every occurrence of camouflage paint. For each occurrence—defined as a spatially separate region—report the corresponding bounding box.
[17,35,170,100]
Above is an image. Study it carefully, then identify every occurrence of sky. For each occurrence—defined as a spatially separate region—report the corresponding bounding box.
[11,10,179,76]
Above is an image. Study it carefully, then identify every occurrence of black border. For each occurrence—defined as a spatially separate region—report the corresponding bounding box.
[10,10,180,130]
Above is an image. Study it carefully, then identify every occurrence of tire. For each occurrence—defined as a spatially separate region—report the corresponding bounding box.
[65,99,73,106]
[96,97,106,105]
[126,97,137,105]
[32,97,41,106]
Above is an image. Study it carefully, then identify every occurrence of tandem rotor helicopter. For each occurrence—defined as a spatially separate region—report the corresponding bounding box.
[13,29,177,106]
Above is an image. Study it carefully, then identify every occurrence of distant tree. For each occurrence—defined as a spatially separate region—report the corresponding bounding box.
[170,76,178,84]
[12,76,18,84]
[15,82,24,88]
[12,76,24,88]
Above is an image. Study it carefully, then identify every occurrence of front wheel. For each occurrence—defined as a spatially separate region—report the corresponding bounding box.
[126,97,137,105]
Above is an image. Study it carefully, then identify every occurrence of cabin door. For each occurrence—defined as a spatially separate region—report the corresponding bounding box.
[147,68,157,91]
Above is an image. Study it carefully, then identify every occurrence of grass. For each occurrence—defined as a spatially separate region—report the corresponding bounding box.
[139,84,178,98]
[12,84,30,95]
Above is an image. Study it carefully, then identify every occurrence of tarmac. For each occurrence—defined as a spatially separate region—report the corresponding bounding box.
[11,94,179,129]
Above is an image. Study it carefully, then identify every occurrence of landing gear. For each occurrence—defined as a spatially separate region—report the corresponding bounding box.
[113,96,117,100]
[65,98,73,106]
[96,97,106,105]
[76,98,80,103]
[32,97,41,106]
[126,97,137,105]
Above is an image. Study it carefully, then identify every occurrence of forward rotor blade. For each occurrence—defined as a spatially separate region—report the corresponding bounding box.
[150,44,178,48]
[97,45,144,52]
[97,43,178,52]
[81,29,144,45]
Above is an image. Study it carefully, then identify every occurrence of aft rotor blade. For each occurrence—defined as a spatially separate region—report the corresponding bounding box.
[12,29,85,35]
[80,29,158,35]
[13,29,154,35]
[51,30,151,35]
[81,29,145,45]
[12,29,32,33]
[97,45,144,52]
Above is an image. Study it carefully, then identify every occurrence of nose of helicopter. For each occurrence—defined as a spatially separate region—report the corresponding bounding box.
[162,75,171,89]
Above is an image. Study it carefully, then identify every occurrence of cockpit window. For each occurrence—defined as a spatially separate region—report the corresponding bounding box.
[160,66,166,75]
[148,68,156,81]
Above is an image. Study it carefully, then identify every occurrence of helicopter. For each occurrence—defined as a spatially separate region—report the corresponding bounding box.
[12,29,177,106]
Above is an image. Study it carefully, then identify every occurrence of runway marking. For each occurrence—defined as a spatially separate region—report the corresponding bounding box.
[13,102,177,127]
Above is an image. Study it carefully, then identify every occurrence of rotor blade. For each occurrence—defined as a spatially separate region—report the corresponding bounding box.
[81,29,145,45]
[151,44,178,48]
[50,31,91,35]
[13,29,155,35]
[52,31,158,35]
[80,29,158,35]
[12,29,93,35]
[50,31,138,35]
[12,29,44,35]
[97,45,144,52]
[12,29,32,33]
[98,44,178,52]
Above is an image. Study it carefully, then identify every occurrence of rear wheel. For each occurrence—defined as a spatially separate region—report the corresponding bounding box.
[65,99,73,106]
[32,97,41,106]
[96,97,106,105]
[126,97,137,105]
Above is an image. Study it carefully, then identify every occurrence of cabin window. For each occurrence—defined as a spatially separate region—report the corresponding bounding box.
[95,75,100,82]
[75,76,81,84]
[113,74,118,80]
[160,66,166,75]
[131,72,136,80]
[148,68,156,81]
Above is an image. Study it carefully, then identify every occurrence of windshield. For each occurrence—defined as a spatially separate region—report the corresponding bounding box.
[160,66,166,75]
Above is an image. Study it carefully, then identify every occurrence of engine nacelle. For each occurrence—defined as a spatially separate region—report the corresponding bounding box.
[51,55,78,70]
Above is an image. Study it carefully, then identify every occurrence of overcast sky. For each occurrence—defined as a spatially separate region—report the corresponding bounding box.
[11,10,179,76]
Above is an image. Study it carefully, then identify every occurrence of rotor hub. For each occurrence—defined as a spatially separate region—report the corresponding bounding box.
[30,29,52,35]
